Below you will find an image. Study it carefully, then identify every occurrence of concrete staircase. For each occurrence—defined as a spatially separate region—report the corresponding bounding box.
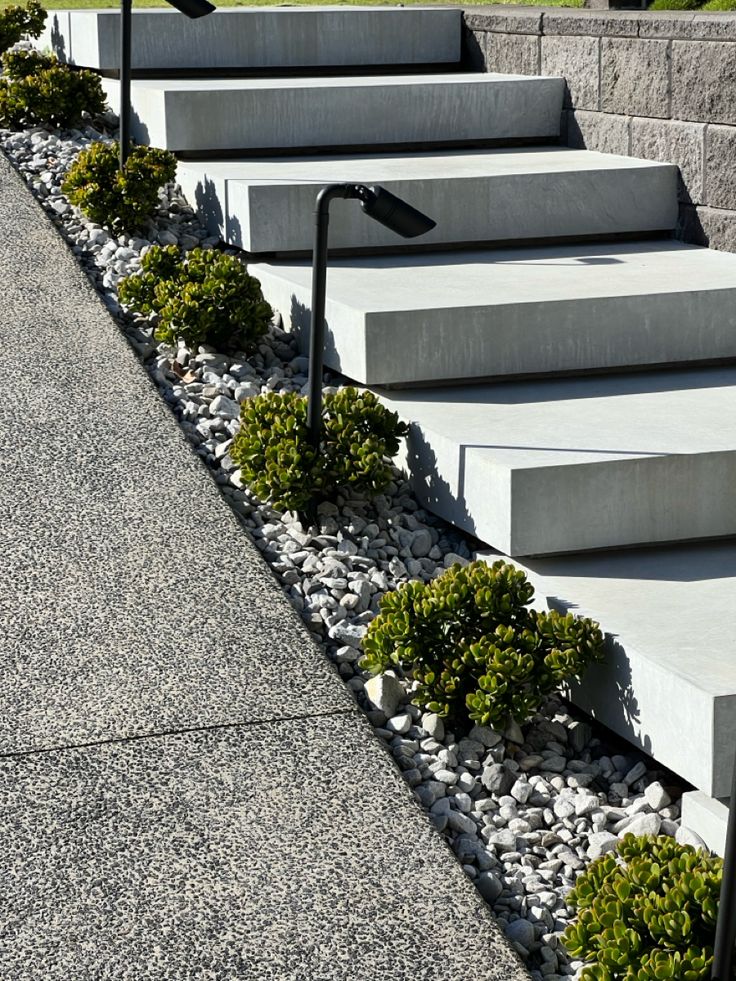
[48,5,736,851]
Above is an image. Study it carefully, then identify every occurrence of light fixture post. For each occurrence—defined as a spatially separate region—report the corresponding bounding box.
[119,0,132,171]
[306,182,436,454]
[117,0,216,173]
[712,758,736,979]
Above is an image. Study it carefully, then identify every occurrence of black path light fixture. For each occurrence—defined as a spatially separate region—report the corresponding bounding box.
[306,183,436,451]
[118,0,215,172]
[712,757,736,979]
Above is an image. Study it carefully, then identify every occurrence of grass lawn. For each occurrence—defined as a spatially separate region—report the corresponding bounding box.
[1,0,585,9]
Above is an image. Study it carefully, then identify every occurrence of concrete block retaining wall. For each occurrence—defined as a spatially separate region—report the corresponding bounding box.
[463,7,736,251]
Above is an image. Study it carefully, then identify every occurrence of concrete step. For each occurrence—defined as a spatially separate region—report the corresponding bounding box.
[100,73,564,155]
[477,540,736,803]
[252,241,736,385]
[377,366,736,556]
[41,6,462,73]
[177,147,677,254]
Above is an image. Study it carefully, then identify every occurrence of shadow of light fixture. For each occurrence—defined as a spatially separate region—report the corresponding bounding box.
[306,183,435,451]
[118,0,215,171]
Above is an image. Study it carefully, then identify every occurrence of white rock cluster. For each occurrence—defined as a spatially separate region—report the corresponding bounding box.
[1,121,705,981]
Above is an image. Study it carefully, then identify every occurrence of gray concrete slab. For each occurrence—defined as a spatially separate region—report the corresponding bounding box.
[177,147,677,253]
[40,6,462,71]
[100,73,565,153]
[377,366,736,555]
[254,239,736,384]
[478,540,736,799]
[0,712,528,979]
[0,152,352,754]
[681,791,729,855]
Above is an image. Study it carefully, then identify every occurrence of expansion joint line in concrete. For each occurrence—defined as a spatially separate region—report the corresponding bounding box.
[0,708,358,762]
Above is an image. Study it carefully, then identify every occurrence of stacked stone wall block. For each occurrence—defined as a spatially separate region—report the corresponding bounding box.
[464,8,736,253]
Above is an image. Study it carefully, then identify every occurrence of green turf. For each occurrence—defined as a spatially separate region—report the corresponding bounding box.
[1,0,585,9]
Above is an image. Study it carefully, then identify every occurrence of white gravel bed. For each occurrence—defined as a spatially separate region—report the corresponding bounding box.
[1,118,705,981]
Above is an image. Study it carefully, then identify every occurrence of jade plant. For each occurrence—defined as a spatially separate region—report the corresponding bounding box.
[0,50,105,129]
[63,142,176,233]
[118,244,272,349]
[231,387,409,512]
[0,0,45,56]
[563,833,730,980]
[361,558,604,729]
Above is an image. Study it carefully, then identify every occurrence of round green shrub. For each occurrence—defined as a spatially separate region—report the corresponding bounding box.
[2,48,56,78]
[563,834,730,980]
[702,0,736,10]
[230,387,409,512]
[63,141,176,233]
[0,0,45,56]
[361,558,604,729]
[118,244,272,350]
[0,62,106,129]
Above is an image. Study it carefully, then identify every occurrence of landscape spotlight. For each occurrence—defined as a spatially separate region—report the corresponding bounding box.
[306,183,436,456]
[118,0,215,171]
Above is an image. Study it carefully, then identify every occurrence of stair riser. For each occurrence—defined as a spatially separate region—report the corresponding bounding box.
[101,76,564,154]
[41,8,462,71]
[252,265,736,385]
[178,163,677,253]
[399,441,736,556]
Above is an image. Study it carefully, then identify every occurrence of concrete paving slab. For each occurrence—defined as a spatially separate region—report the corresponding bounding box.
[178,147,677,254]
[0,713,528,980]
[0,152,352,754]
[100,73,565,153]
[253,240,736,385]
[40,6,462,71]
[377,367,736,555]
[478,541,736,799]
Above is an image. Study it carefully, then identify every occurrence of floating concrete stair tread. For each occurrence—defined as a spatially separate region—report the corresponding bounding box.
[177,146,678,253]
[100,73,565,153]
[377,366,736,556]
[252,240,736,385]
[41,6,462,71]
[482,540,736,799]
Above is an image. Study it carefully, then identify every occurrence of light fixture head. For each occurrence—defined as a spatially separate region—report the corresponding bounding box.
[164,0,215,19]
[360,185,436,239]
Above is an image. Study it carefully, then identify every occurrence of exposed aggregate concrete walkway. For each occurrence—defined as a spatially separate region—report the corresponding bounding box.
[0,153,528,980]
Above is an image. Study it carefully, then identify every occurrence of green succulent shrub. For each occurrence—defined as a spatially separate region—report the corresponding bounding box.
[563,834,730,980]
[0,61,106,129]
[649,0,703,9]
[2,48,56,78]
[231,387,409,512]
[0,0,45,56]
[118,245,272,349]
[361,559,604,728]
[62,141,176,233]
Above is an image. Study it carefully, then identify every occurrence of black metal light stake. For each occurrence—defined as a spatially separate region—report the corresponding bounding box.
[713,756,736,979]
[118,0,216,172]
[305,183,436,452]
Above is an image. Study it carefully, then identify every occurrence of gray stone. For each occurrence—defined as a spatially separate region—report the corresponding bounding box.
[209,394,240,419]
[624,813,662,837]
[601,38,670,118]
[487,829,518,854]
[644,781,672,812]
[421,712,445,741]
[672,40,736,126]
[542,35,599,110]
[364,674,405,717]
[565,108,631,156]
[632,117,705,205]
[469,724,503,748]
[587,832,619,859]
[386,713,412,735]
[505,918,536,950]
[705,124,736,210]
[486,32,540,76]
[676,824,709,851]
[482,764,515,796]
[543,9,639,38]
[624,761,647,785]
[477,871,504,905]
